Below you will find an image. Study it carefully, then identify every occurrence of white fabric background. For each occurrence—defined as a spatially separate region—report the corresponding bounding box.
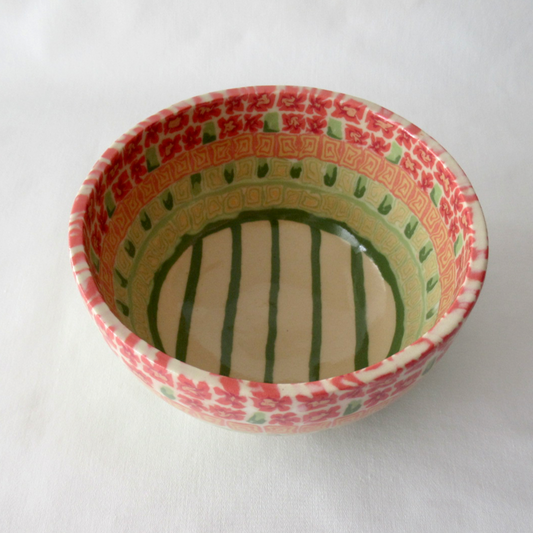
[1,1,532,531]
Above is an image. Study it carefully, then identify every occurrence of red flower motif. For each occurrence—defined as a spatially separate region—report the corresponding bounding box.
[296,391,337,411]
[119,343,140,367]
[366,114,396,139]
[214,387,246,409]
[306,115,327,134]
[403,353,430,375]
[367,370,403,392]
[93,177,106,206]
[460,209,472,233]
[90,225,102,256]
[104,155,123,188]
[225,95,247,115]
[306,92,332,116]
[182,125,202,150]
[303,406,340,423]
[364,388,392,408]
[270,412,301,425]
[242,114,263,133]
[192,100,222,123]
[252,396,292,412]
[218,116,243,139]
[163,113,189,134]
[175,375,211,400]
[277,88,308,112]
[440,198,453,224]
[144,122,162,148]
[434,162,454,195]
[369,134,391,156]
[396,130,415,150]
[451,190,463,213]
[158,135,182,163]
[419,171,433,193]
[345,125,369,146]
[130,157,147,184]
[339,385,366,401]
[140,355,173,387]
[123,134,143,164]
[332,97,365,123]
[96,207,108,233]
[208,405,246,421]
[282,113,306,134]
[247,88,276,112]
[127,363,153,387]
[111,170,133,201]
[392,372,421,395]
[177,395,206,412]
[448,217,460,238]
[414,145,435,168]
[401,153,422,178]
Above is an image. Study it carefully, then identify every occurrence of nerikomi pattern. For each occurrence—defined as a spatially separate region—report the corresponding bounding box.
[69,86,487,433]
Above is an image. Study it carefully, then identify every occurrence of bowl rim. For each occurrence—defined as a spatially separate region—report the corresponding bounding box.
[68,85,488,393]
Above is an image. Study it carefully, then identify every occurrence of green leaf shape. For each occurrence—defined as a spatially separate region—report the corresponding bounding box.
[263,112,280,132]
[125,240,136,258]
[354,175,367,198]
[191,173,202,195]
[426,275,438,293]
[116,300,129,317]
[145,146,160,172]
[385,141,402,164]
[224,163,235,184]
[430,184,442,207]
[290,163,303,179]
[326,118,342,140]
[257,160,269,178]
[247,412,267,424]
[419,243,433,263]
[324,164,337,187]
[343,401,363,416]
[378,194,393,215]
[140,210,152,230]
[202,122,216,144]
[115,269,128,288]
[404,216,418,239]
[160,386,176,399]
[162,191,173,210]
[104,190,116,218]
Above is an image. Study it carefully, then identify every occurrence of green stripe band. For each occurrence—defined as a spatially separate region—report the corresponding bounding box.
[309,227,322,381]
[175,240,203,362]
[352,248,369,370]
[220,225,242,376]
[264,219,280,383]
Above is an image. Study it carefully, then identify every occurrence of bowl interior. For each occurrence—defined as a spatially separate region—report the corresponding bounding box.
[83,88,471,384]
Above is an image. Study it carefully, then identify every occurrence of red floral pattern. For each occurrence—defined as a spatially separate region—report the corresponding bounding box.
[164,113,189,134]
[401,153,422,178]
[192,100,222,123]
[306,115,327,134]
[71,86,487,434]
[414,145,435,168]
[277,88,307,112]
[242,114,263,133]
[303,406,340,423]
[182,125,202,150]
[270,412,301,425]
[332,97,365,123]
[218,116,243,139]
[367,114,396,138]
[111,171,132,201]
[296,391,338,411]
[158,135,182,163]
[345,125,369,146]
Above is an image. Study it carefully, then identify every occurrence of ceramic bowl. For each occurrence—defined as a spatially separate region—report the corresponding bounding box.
[69,86,487,434]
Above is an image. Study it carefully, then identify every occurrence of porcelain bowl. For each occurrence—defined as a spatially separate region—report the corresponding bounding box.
[69,86,487,434]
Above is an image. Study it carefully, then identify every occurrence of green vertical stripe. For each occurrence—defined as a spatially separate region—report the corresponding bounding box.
[351,248,369,370]
[264,220,280,383]
[220,225,242,377]
[309,227,322,381]
[175,240,203,362]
